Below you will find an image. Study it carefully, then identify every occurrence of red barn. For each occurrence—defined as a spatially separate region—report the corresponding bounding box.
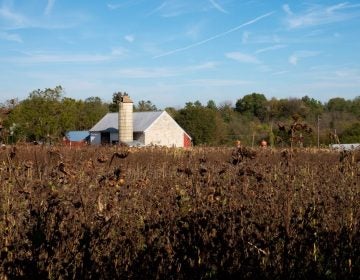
[63,131,90,147]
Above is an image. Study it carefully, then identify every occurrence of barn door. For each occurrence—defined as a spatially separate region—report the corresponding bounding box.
[101,132,110,145]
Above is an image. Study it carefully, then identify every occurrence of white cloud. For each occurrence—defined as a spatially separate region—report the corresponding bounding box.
[113,62,217,78]
[107,1,143,10]
[190,61,217,70]
[283,3,360,29]
[255,44,287,54]
[289,55,298,65]
[154,12,274,58]
[0,5,28,28]
[115,67,178,78]
[111,47,128,56]
[242,31,250,44]
[148,0,229,17]
[1,52,114,64]
[185,21,205,40]
[45,0,56,15]
[326,2,349,14]
[271,70,289,76]
[148,1,188,18]
[282,4,293,16]
[124,34,135,42]
[188,79,251,87]
[0,31,22,43]
[225,52,260,64]
[0,3,86,30]
[303,67,360,93]
[209,0,228,14]
[289,50,320,65]
[107,3,121,10]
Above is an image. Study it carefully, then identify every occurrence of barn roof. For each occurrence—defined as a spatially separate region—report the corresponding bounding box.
[89,111,164,132]
[65,131,90,142]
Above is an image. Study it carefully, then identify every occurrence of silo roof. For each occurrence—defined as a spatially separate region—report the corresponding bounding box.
[121,96,133,103]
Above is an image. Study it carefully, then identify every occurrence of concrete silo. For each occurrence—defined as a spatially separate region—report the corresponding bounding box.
[118,95,133,143]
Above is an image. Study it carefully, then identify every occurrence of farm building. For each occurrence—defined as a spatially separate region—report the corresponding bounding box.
[89,96,192,147]
[63,131,90,147]
[330,143,360,151]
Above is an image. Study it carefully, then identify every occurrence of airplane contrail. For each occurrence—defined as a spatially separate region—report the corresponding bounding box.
[153,11,274,59]
[209,0,228,14]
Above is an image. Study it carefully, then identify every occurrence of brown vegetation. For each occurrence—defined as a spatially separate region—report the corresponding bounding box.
[0,145,359,279]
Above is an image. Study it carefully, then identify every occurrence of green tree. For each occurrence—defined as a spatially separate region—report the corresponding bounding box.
[6,87,108,142]
[340,122,360,143]
[206,100,217,110]
[301,96,324,118]
[109,91,129,112]
[326,97,350,112]
[349,96,360,118]
[276,98,309,120]
[175,104,226,145]
[81,97,108,129]
[58,97,79,133]
[7,86,64,141]
[235,93,267,121]
[326,97,352,131]
[164,107,178,118]
[134,100,158,112]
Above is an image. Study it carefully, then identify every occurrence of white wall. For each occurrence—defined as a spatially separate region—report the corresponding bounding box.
[145,112,184,147]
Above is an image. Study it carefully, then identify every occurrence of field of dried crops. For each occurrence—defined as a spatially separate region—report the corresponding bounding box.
[0,145,359,279]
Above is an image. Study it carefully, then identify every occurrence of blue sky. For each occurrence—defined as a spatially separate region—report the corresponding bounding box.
[0,0,360,109]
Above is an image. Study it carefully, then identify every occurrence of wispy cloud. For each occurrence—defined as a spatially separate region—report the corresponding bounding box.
[185,21,205,40]
[45,0,56,16]
[0,31,22,43]
[107,0,143,10]
[282,4,293,16]
[148,1,190,17]
[255,44,287,54]
[209,0,228,14]
[188,79,251,87]
[190,61,217,70]
[0,5,28,28]
[283,2,360,29]
[271,70,289,76]
[242,31,250,44]
[0,2,85,30]
[107,3,122,10]
[124,34,135,42]
[0,52,119,64]
[147,1,167,16]
[226,52,260,64]
[111,47,128,56]
[289,50,320,65]
[154,12,274,58]
[305,67,360,91]
[148,0,228,17]
[114,62,217,78]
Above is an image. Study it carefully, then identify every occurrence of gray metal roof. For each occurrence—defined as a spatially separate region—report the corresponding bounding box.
[89,111,164,132]
[65,131,90,141]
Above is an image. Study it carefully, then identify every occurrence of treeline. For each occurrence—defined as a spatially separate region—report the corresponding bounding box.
[0,87,359,146]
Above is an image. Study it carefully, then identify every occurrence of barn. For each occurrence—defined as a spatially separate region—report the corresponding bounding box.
[89,96,191,147]
[63,131,90,147]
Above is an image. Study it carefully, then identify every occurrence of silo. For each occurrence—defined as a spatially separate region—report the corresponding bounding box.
[118,95,133,143]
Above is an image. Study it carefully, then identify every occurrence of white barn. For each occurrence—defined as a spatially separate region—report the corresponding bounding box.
[89,96,191,147]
